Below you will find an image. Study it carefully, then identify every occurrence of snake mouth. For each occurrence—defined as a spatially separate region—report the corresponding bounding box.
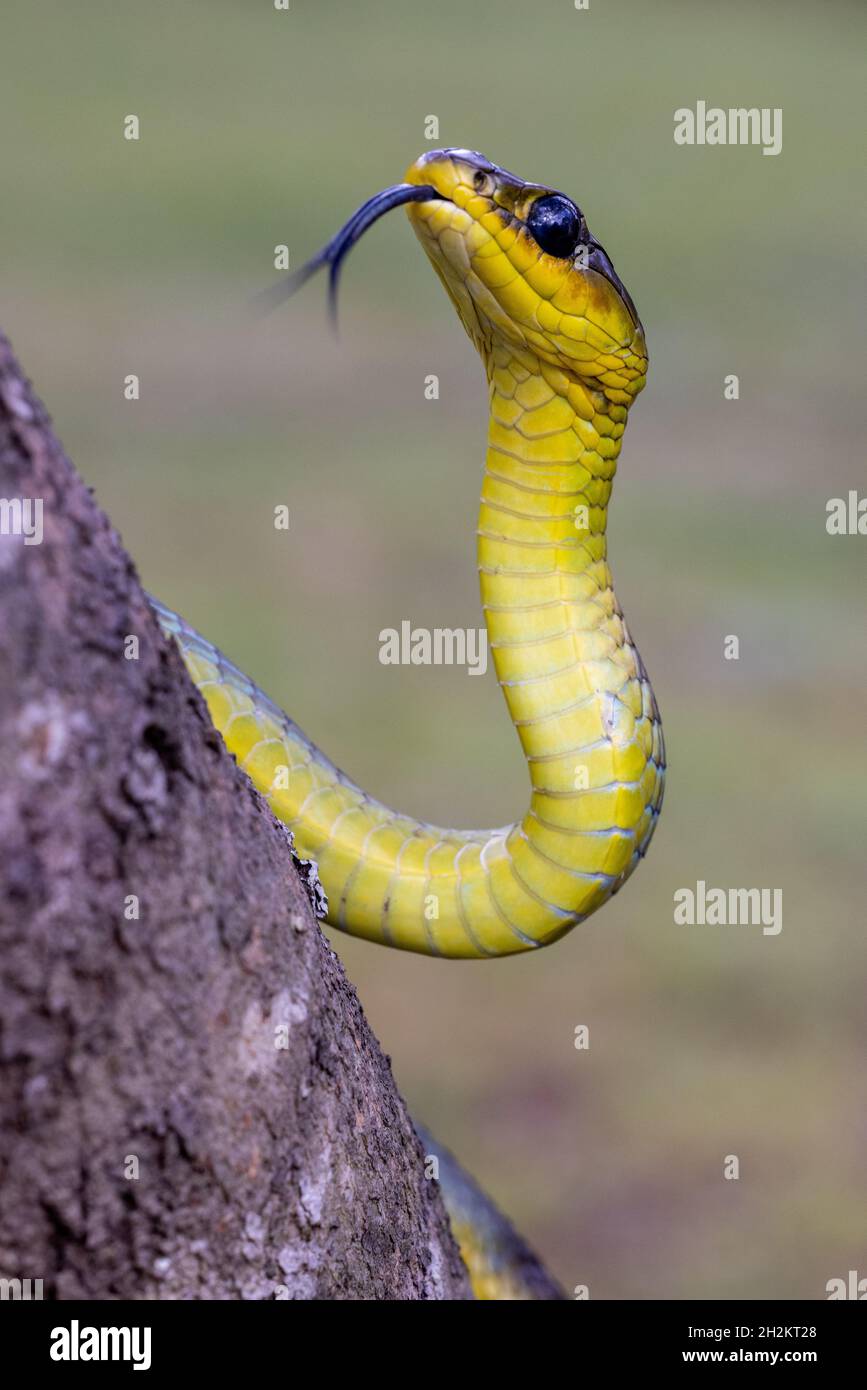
[260,175,640,337]
[259,182,445,321]
[584,241,642,330]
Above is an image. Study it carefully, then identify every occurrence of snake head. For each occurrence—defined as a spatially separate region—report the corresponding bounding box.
[403,148,647,405]
[267,147,646,407]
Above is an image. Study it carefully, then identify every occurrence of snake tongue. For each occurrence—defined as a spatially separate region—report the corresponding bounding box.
[586,241,642,331]
[257,183,444,324]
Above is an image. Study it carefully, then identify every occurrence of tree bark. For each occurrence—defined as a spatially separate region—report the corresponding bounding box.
[0,333,471,1300]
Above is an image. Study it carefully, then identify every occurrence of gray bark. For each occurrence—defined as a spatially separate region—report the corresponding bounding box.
[0,332,471,1300]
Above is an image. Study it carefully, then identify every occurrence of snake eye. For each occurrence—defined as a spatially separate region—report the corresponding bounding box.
[527,194,583,259]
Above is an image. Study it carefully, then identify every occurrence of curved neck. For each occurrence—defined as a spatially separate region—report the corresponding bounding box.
[478,336,638,856]
[478,341,628,645]
[472,336,661,940]
[162,332,662,962]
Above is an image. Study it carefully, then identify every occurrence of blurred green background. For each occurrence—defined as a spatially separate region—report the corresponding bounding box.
[3,0,865,1298]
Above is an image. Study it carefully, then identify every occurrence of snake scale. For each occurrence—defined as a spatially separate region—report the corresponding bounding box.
[152,149,665,1296]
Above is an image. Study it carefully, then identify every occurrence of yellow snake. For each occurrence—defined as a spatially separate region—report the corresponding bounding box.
[151,148,665,1292]
[155,148,664,961]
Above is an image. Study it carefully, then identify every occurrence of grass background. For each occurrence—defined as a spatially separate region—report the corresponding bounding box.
[3,0,865,1297]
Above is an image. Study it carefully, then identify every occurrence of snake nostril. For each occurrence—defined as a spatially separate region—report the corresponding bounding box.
[473,170,491,195]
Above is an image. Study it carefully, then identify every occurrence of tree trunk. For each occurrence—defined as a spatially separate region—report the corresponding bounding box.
[0,332,471,1300]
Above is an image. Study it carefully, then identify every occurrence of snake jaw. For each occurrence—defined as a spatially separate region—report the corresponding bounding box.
[584,240,642,333]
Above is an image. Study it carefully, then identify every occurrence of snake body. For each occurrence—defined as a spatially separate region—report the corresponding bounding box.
[152,149,665,1297]
[155,149,665,962]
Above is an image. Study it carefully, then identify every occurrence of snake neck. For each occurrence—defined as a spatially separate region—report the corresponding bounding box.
[160,343,664,958]
[477,340,664,937]
[479,341,625,715]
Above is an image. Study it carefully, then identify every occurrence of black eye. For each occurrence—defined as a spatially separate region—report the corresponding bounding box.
[527,194,583,259]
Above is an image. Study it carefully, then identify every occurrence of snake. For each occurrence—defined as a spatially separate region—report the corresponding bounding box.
[151,148,665,1295]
